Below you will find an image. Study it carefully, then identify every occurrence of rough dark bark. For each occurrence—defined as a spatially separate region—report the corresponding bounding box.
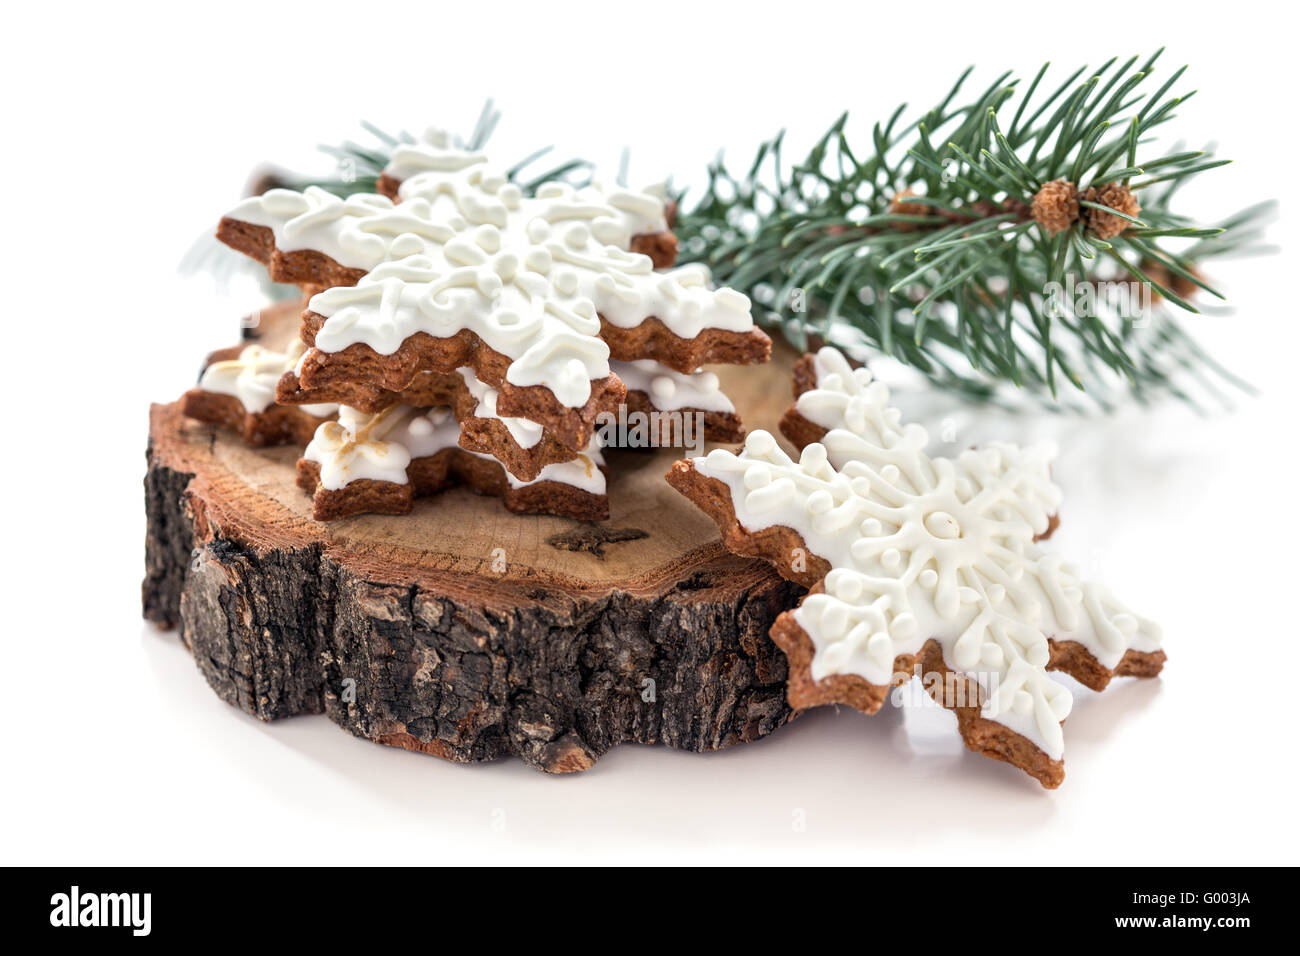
[143,403,802,771]
[141,441,195,629]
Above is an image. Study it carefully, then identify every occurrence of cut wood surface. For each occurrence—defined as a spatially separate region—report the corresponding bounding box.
[143,300,804,771]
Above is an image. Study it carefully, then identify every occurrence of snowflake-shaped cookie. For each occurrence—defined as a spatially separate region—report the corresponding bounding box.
[219,145,765,450]
[669,346,1165,787]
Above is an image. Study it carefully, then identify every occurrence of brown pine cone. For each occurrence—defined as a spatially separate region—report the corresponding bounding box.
[1170,268,1201,299]
[888,189,932,231]
[1139,258,1203,301]
[1031,178,1079,236]
[1083,183,1141,240]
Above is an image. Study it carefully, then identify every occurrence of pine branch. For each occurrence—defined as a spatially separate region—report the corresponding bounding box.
[674,51,1275,408]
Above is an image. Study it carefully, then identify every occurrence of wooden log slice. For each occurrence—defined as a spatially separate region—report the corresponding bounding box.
[143,302,804,772]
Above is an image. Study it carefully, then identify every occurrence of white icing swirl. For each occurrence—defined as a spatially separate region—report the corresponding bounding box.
[200,341,337,418]
[610,359,735,413]
[382,128,489,183]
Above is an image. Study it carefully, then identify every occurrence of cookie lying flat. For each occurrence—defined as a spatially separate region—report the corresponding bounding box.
[216,145,767,451]
[376,131,680,269]
[279,365,589,483]
[299,405,607,522]
[181,341,336,447]
[668,346,1165,788]
[606,359,744,446]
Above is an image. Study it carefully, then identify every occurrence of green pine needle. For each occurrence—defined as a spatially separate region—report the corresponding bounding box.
[673,52,1274,409]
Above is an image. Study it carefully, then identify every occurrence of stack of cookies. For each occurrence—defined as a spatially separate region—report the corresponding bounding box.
[182,132,770,521]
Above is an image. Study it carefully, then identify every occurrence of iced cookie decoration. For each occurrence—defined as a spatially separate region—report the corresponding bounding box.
[298,405,608,521]
[667,346,1165,787]
[181,338,338,447]
[376,128,680,267]
[610,359,745,445]
[217,138,768,454]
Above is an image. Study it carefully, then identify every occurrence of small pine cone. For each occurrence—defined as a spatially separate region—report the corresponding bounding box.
[1083,183,1141,240]
[1139,257,1202,301]
[1170,267,1201,299]
[1031,178,1079,236]
[888,189,931,231]
[244,166,291,197]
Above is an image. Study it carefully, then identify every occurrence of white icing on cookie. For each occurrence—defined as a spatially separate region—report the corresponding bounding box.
[303,405,420,488]
[382,128,670,240]
[226,145,753,410]
[689,346,1161,760]
[226,188,400,268]
[200,341,338,418]
[573,180,670,241]
[457,366,543,450]
[513,441,604,493]
[303,405,605,495]
[610,359,735,413]
[381,128,488,183]
[795,346,1061,525]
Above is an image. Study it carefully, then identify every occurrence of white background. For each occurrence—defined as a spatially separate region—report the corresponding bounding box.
[3,1,1296,865]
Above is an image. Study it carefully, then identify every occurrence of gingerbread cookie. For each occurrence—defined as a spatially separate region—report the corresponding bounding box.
[668,346,1165,788]
[279,364,589,483]
[216,145,768,452]
[181,340,337,447]
[376,129,680,267]
[605,359,744,446]
[300,405,607,521]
